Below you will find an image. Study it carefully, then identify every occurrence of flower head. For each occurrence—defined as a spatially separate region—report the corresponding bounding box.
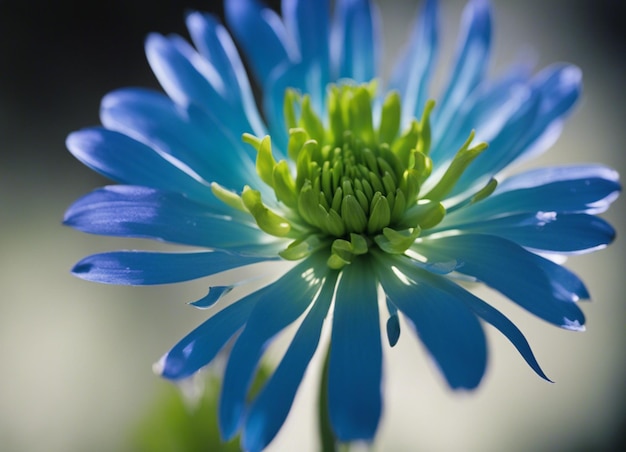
[64,0,620,449]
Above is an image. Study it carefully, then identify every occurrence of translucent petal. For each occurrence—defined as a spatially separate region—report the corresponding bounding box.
[328,257,382,441]
[99,87,258,190]
[527,252,589,302]
[446,165,621,222]
[225,0,294,87]
[416,234,586,329]
[155,292,258,380]
[429,67,530,169]
[242,272,337,452]
[514,64,583,164]
[219,254,329,440]
[66,127,218,207]
[284,0,329,59]
[453,64,582,193]
[263,62,311,150]
[331,0,380,83]
[63,185,275,252]
[389,0,438,126]
[452,84,541,194]
[444,280,551,381]
[441,212,616,254]
[378,258,486,389]
[190,286,234,309]
[71,250,271,285]
[145,33,255,136]
[186,12,267,138]
[433,0,491,140]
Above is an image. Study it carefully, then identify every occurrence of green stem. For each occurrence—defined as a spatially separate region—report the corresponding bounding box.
[319,344,337,452]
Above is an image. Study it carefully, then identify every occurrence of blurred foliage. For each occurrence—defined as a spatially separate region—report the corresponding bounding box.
[129,365,271,452]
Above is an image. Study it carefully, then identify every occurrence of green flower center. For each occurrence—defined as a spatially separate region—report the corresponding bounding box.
[212,81,494,269]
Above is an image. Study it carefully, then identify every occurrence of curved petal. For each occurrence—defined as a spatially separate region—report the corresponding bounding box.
[513,64,583,164]
[452,83,542,194]
[331,0,380,83]
[225,0,295,87]
[66,127,218,207]
[145,33,253,135]
[433,0,491,142]
[328,257,382,442]
[429,67,531,169]
[219,254,329,440]
[440,212,616,254]
[99,87,258,190]
[155,290,259,380]
[378,256,487,389]
[446,281,551,381]
[71,250,272,285]
[446,165,621,222]
[63,185,277,253]
[384,297,401,347]
[389,0,438,126]
[415,234,586,329]
[283,0,330,61]
[242,271,338,452]
[453,64,582,193]
[282,0,331,108]
[185,11,267,137]
[263,62,309,150]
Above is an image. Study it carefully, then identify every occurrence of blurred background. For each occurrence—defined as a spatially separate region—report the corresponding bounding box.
[1,0,624,451]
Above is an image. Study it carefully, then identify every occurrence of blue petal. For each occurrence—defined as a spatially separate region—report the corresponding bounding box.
[99,87,258,190]
[225,0,294,87]
[185,11,267,137]
[430,67,531,168]
[156,291,259,380]
[378,257,486,389]
[517,64,583,164]
[190,286,234,309]
[282,0,331,100]
[328,257,382,442]
[439,212,616,254]
[416,234,586,329]
[453,82,541,194]
[433,0,491,141]
[283,0,330,61]
[63,185,275,253]
[384,297,401,347]
[389,0,438,126]
[263,62,310,150]
[219,254,329,440]
[71,250,271,285]
[66,127,218,207]
[386,313,401,348]
[446,164,621,221]
[331,0,379,83]
[145,33,253,135]
[445,281,551,381]
[453,64,582,193]
[528,253,589,302]
[242,271,338,452]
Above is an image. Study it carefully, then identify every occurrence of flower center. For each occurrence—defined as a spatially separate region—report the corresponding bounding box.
[212,81,494,269]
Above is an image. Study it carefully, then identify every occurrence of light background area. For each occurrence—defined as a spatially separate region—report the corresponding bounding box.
[0,1,624,451]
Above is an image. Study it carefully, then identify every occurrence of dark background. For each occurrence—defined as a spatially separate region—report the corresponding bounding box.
[1,0,624,181]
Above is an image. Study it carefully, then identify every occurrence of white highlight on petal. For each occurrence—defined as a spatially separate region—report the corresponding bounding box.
[152,355,166,376]
[562,319,585,332]
[535,211,557,226]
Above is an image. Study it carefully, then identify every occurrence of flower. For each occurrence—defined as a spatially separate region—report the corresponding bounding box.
[64,0,620,450]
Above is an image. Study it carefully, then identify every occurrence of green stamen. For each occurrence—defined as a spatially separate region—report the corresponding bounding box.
[214,81,493,268]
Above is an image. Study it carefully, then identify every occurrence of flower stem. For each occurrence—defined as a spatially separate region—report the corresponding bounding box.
[319,343,337,452]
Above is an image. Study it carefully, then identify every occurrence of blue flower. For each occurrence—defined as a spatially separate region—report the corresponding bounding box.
[64,0,620,450]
